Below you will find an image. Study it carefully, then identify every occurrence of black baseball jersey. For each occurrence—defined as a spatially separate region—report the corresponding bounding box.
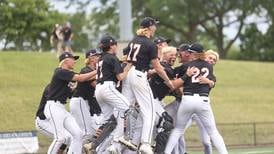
[36,84,50,120]
[48,68,75,104]
[96,53,123,84]
[73,66,95,100]
[73,66,102,115]
[126,35,158,71]
[174,65,183,77]
[178,59,216,94]
[149,62,175,101]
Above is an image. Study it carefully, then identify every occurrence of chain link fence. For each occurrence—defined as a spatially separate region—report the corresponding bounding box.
[185,122,274,149]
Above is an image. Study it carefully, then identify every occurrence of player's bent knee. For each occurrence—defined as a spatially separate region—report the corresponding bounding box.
[55,137,67,145]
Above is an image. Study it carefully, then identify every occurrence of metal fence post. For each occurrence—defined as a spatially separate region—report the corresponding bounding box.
[253,122,257,146]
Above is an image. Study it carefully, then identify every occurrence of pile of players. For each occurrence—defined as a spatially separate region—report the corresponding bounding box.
[35,17,228,154]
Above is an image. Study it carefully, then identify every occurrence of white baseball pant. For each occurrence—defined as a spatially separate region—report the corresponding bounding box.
[122,66,155,145]
[164,94,227,154]
[190,114,212,154]
[35,117,71,146]
[165,99,185,154]
[44,100,83,154]
[70,97,103,143]
[95,81,130,142]
[122,98,166,154]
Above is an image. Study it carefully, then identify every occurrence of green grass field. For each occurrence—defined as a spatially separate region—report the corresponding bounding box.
[0,51,274,152]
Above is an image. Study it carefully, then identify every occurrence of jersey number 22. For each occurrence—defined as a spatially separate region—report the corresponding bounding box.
[191,67,209,83]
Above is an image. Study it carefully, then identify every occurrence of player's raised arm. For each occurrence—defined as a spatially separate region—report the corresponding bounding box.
[116,62,132,81]
[72,70,97,82]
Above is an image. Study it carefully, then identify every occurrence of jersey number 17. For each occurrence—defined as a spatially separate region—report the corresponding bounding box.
[127,43,141,62]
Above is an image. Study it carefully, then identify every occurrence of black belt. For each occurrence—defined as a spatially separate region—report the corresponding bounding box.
[97,81,104,84]
[183,92,208,97]
[48,100,66,104]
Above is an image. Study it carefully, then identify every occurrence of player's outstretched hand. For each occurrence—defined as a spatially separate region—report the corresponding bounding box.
[186,66,197,77]
[198,75,210,84]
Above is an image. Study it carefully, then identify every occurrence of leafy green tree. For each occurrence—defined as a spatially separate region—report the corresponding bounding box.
[238,0,274,61]
[239,24,264,60]
[68,12,90,52]
[0,0,66,51]
[79,0,256,58]
[86,0,119,41]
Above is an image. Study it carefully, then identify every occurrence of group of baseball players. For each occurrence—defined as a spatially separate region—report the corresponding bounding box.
[35,16,228,154]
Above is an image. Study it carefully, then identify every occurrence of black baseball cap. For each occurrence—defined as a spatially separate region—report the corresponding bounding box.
[177,44,190,52]
[154,36,171,44]
[188,43,204,53]
[85,49,100,58]
[140,17,159,28]
[99,35,117,48]
[59,52,79,62]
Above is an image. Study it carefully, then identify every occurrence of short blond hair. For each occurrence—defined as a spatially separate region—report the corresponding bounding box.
[161,46,177,55]
[206,49,219,62]
[136,28,151,38]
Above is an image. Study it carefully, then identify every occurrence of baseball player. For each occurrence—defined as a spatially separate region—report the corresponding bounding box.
[121,17,174,154]
[149,46,177,153]
[165,44,193,121]
[180,50,220,154]
[121,46,178,154]
[154,36,171,61]
[171,49,220,154]
[44,52,97,154]
[35,84,71,154]
[165,44,213,154]
[164,43,228,154]
[70,49,102,144]
[94,35,132,153]
[164,44,192,154]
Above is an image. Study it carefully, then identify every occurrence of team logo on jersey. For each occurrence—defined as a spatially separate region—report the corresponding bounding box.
[68,82,77,90]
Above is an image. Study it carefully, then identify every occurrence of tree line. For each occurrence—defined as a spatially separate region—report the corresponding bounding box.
[1,0,274,61]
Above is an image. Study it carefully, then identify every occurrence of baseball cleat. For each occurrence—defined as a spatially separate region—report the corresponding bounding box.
[83,142,96,154]
[139,143,153,154]
[118,137,138,151]
[106,144,119,154]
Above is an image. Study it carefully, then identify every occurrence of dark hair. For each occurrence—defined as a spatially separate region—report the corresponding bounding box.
[101,46,111,52]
